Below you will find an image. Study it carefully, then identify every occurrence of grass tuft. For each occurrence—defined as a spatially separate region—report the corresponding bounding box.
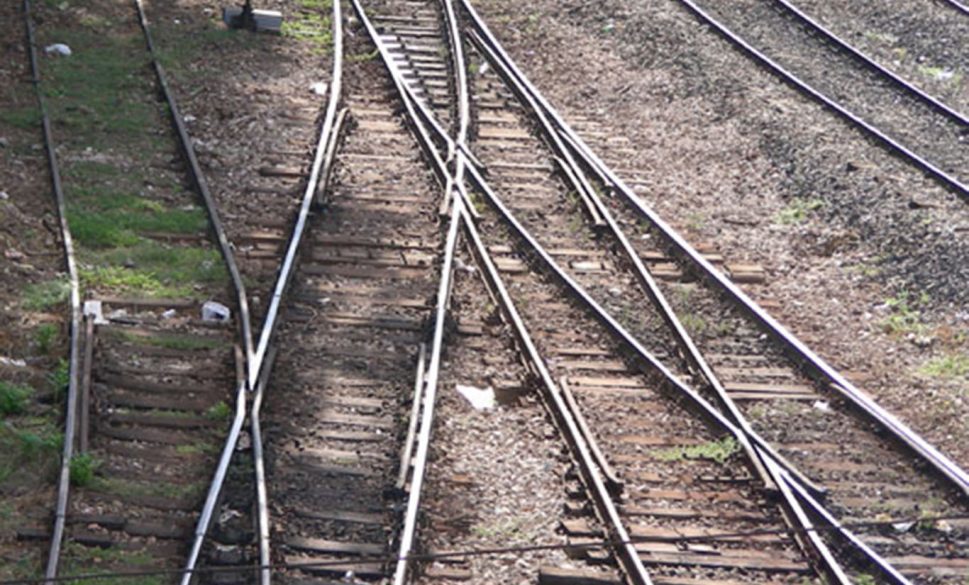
[0,383,33,417]
[918,354,969,379]
[69,453,99,487]
[23,278,71,311]
[656,436,739,464]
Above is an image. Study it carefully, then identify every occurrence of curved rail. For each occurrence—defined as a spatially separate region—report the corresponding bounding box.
[180,1,345,583]
[457,0,969,499]
[773,0,967,125]
[347,3,466,584]
[674,0,968,200]
[942,0,969,16]
[22,2,84,582]
[134,0,255,368]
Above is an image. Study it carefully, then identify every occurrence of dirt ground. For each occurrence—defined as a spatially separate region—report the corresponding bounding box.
[469,0,968,467]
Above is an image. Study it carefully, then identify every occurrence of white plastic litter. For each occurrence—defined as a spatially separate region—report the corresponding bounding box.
[310,82,328,96]
[161,309,177,320]
[201,300,231,322]
[456,384,495,410]
[892,521,914,533]
[0,356,27,368]
[0,191,9,200]
[45,43,72,56]
[83,300,107,325]
[454,258,476,274]
[812,400,831,413]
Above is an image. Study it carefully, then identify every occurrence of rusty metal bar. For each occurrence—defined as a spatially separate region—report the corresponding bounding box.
[78,317,95,454]
[23,1,84,581]
[398,343,428,491]
[559,377,622,492]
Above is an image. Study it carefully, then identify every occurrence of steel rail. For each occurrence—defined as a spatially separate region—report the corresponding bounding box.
[458,0,969,497]
[23,2,83,582]
[392,194,462,585]
[359,7,823,498]
[774,0,968,125]
[677,0,969,200]
[459,202,654,585]
[766,453,915,585]
[356,8,863,581]
[250,347,278,585]
[348,4,471,584]
[182,2,344,583]
[462,154,859,585]
[941,0,969,16]
[134,0,255,368]
[467,28,785,495]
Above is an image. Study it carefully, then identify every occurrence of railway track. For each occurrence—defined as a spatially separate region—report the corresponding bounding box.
[18,0,249,582]
[14,1,968,584]
[357,0,969,583]
[673,0,969,200]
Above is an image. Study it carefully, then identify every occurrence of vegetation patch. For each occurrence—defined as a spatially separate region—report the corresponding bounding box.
[116,330,225,351]
[205,401,232,421]
[656,436,739,464]
[69,453,99,486]
[776,197,824,225]
[282,0,333,52]
[880,292,928,335]
[0,383,34,417]
[918,354,969,380]
[23,278,71,311]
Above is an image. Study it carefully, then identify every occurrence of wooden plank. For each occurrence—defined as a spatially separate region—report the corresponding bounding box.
[637,550,809,572]
[539,566,621,585]
[294,507,384,526]
[284,555,384,578]
[285,537,383,556]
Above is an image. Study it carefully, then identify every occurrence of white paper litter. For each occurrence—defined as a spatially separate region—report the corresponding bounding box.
[161,309,177,319]
[310,81,328,96]
[812,400,831,413]
[454,258,476,273]
[45,43,72,56]
[201,300,231,321]
[456,384,495,410]
[83,300,107,324]
[0,356,27,368]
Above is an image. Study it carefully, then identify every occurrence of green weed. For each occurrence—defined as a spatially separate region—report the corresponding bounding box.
[880,292,927,335]
[282,0,333,52]
[679,313,708,337]
[656,436,739,464]
[35,323,59,355]
[118,331,225,351]
[205,401,232,421]
[0,383,33,416]
[78,242,226,297]
[918,354,969,379]
[49,359,70,399]
[0,107,41,130]
[776,198,824,225]
[855,574,876,585]
[23,278,71,311]
[347,49,379,63]
[69,453,98,486]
